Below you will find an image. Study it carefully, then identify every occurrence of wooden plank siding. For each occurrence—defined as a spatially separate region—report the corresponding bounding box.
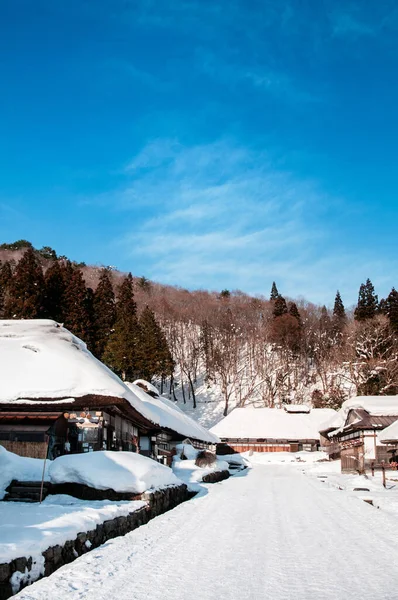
[0,439,47,458]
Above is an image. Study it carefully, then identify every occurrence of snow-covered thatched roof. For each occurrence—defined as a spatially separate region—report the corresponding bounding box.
[0,320,133,404]
[0,320,217,444]
[320,395,398,437]
[128,381,219,444]
[379,420,398,444]
[210,407,336,441]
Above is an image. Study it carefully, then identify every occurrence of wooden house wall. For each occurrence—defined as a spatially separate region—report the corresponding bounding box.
[0,439,47,459]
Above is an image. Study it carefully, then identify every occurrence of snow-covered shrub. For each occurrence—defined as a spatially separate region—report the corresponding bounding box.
[195,450,216,468]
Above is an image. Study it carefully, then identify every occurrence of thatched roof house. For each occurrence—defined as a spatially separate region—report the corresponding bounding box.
[210,406,335,453]
[0,320,217,460]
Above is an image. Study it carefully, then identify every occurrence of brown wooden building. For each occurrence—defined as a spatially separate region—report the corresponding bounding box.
[320,396,398,473]
[0,320,218,461]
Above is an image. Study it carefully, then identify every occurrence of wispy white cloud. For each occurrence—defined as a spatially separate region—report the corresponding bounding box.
[331,11,376,38]
[107,137,398,304]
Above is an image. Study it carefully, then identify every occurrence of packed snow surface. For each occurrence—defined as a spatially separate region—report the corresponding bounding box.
[127,382,219,444]
[0,496,146,565]
[49,451,182,493]
[0,446,50,499]
[15,465,398,600]
[210,407,336,440]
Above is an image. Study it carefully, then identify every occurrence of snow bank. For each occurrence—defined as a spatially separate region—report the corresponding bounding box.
[241,450,329,465]
[210,407,336,440]
[49,451,181,494]
[127,382,219,444]
[172,443,229,489]
[217,453,251,468]
[0,496,146,564]
[0,446,50,499]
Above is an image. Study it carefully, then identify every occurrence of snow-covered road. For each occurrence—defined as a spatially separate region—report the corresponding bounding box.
[16,466,398,600]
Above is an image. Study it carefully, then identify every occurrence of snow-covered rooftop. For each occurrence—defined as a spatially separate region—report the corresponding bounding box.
[128,382,219,444]
[0,320,137,404]
[320,396,398,436]
[210,407,336,441]
[0,320,217,443]
[378,420,398,444]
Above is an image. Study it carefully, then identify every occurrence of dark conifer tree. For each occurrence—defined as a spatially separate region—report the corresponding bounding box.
[333,291,346,321]
[386,288,398,332]
[42,260,66,322]
[83,287,97,352]
[354,279,378,321]
[288,301,301,326]
[273,295,288,318]
[137,305,174,381]
[0,261,12,289]
[103,273,140,380]
[270,281,279,301]
[62,267,93,345]
[0,261,12,318]
[219,289,231,300]
[137,276,151,293]
[4,248,44,318]
[319,305,331,332]
[93,268,116,359]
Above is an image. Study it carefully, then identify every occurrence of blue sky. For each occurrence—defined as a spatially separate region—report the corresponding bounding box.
[1,0,397,306]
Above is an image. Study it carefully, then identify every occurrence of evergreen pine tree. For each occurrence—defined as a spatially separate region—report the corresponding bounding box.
[386,288,398,332]
[4,248,44,318]
[62,267,93,344]
[273,295,288,318]
[0,261,12,318]
[137,306,174,381]
[319,305,331,332]
[83,287,97,352]
[270,282,279,301]
[288,301,301,326]
[333,291,346,321]
[42,260,66,322]
[93,268,116,359]
[0,261,12,289]
[354,278,378,321]
[103,273,140,380]
[137,276,151,293]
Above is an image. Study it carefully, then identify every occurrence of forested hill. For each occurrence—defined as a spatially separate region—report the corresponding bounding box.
[0,240,397,428]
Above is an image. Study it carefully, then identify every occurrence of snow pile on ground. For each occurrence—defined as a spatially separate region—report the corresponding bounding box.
[0,446,50,499]
[218,453,251,468]
[210,407,336,440]
[241,450,329,465]
[0,495,146,566]
[306,459,398,521]
[172,443,229,490]
[127,382,219,444]
[49,451,182,494]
